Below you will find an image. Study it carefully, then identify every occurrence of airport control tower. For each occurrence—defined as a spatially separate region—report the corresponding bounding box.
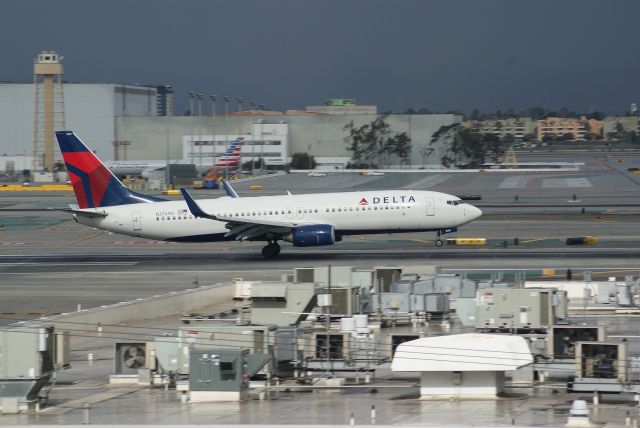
[33,51,65,172]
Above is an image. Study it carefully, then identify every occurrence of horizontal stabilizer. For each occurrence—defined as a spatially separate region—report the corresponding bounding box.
[59,208,108,218]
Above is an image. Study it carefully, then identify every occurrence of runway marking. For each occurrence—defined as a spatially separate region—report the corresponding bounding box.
[50,230,102,248]
[542,177,593,188]
[520,237,549,244]
[0,311,59,316]
[408,239,431,244]
[0,262,137,267]
[0,269,289,274]
[498,176,527,189]
[403,175,450,189]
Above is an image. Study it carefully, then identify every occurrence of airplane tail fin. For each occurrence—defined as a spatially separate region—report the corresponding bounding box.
[55,131,165,208]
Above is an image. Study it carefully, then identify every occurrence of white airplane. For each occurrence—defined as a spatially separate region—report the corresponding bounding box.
[105,160,186,178]
[105,138,245,178]
[56,131,482,258]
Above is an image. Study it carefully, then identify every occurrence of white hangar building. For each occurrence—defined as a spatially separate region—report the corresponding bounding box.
[0,82,164,164]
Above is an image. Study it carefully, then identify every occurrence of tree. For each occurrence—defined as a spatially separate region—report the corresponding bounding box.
[429,125,504,168]
[420,144,435,166]
[343,115,412,167]
[526,107,547,120]
[587,111,606,121]
[502,133,515,144]
[289,152,316,169]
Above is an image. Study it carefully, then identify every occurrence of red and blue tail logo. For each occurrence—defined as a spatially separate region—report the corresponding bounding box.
[56,131,165,208]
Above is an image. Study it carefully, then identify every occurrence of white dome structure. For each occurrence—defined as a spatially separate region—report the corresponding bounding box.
[392,333,533,398]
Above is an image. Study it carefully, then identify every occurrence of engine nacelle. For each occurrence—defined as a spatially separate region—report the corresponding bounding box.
[284,224,336,247]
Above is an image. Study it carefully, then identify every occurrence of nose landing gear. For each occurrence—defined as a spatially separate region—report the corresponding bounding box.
[435,230,444,247]
[262,241,281,258]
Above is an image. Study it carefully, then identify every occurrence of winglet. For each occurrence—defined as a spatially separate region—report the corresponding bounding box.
[221,180,239,198]
[180,188,216,220]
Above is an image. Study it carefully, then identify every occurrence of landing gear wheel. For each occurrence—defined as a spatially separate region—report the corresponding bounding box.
[435,239,444,247]
[261,242,281,258]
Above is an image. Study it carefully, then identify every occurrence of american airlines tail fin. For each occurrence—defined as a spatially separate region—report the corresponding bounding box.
[55,131,165,209]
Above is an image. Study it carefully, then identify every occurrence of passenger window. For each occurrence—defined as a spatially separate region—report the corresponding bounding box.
[332,208,335,212]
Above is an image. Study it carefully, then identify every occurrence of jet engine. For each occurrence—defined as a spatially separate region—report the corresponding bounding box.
[284,224,336,247]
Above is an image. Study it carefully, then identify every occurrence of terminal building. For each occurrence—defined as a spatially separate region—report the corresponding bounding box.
[115,112,461,169]
[0,53,461,173]
[0,83,461,171]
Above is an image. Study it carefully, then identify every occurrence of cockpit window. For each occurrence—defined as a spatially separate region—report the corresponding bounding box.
[447,200,464,206]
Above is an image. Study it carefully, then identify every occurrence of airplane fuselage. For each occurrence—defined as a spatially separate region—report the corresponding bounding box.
[75,190,480,243]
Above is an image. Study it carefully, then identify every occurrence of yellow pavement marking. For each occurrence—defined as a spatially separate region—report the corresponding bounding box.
[408,239,432,244]
[51,230,102,248]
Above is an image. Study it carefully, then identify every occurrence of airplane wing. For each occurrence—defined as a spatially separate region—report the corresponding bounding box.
[180,188,310,241]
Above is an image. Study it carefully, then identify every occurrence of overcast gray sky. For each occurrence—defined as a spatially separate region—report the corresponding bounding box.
[1,0,638,115]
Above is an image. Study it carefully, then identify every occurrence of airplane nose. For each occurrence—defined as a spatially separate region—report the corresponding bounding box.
[471,205,482,219]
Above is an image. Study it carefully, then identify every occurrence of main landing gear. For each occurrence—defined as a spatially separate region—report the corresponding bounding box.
[262,241,281,259]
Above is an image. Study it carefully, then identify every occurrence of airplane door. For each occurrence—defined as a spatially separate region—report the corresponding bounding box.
[426,198,435,216]
[132,211,142,231]
[286,208,294,220]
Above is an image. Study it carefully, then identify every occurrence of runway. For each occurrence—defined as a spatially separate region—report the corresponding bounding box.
[2,151,640,319]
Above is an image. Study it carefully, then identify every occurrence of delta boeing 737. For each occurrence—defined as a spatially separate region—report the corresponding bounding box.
[56,131,482,258]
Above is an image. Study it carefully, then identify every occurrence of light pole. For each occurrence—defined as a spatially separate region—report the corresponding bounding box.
[224,96,230,168]
[237,97,243,112]
[165,121,170,189]
[210,95,216,116]
[197,93,203,116]
[188,91,195,163]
